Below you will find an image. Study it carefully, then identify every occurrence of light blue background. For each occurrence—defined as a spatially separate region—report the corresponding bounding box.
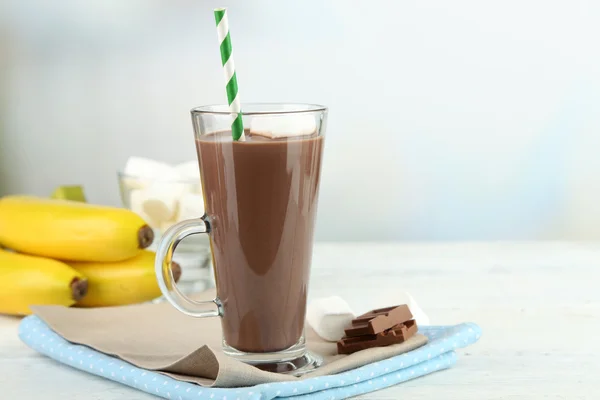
[2,0,599,241]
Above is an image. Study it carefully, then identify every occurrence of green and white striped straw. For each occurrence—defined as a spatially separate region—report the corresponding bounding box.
[214,8,244,141]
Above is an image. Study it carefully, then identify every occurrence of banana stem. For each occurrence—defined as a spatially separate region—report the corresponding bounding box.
[137,225,155,249]
[70,278,88,301]
[171,261,182,283]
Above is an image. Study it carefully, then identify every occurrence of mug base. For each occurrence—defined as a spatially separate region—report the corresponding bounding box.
[222,337,323,376]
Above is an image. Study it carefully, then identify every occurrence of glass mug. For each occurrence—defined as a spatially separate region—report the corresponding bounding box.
[155,103,327,374]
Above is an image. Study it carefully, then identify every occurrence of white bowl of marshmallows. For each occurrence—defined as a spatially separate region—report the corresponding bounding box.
[118,157,209,249]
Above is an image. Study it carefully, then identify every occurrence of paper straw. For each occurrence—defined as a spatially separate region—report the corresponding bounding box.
[214,8,244,141]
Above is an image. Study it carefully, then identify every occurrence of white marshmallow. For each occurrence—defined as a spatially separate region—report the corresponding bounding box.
[405,292,430,326]
[160,219,178,233]
[176,193,205,222]
[139,182,186,223]
[249,115,317,139]
[306,296,355,342]
[129,189,158,229]
[124,156,181,180]
[175,161,201,181]
[189,183,203,194]
[121,176,148,191]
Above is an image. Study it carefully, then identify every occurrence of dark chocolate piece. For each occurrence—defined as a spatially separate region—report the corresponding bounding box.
[337,320,418,355]
[345,305,413,337]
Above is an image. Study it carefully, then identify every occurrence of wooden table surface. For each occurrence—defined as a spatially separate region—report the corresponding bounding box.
[1,242,598,399]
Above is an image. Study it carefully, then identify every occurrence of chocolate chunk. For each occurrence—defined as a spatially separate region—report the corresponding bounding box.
[337,320,418,355]
[345,305,413,337]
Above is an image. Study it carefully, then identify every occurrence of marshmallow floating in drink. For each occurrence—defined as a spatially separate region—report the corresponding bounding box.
[249,114,317,139]
[121,157,205,231]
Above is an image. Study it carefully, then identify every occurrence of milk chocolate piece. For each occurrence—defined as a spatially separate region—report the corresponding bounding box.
[345,305,413,337]
[337,320,418,355]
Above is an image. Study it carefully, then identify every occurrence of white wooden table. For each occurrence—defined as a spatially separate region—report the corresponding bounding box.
[1,242,598,399]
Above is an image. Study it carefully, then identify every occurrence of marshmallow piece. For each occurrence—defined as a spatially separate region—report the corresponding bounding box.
[189,183,203,194]
[160,219,178,233]
[124,156,181,180]
[129,189,158,229]
[175,161,201,181]
[176,193,205,222]
[121,176,148,191]
[249,115,317,139]
[405,292,430,326]
[306,296,355,342]
[140,183,185,223]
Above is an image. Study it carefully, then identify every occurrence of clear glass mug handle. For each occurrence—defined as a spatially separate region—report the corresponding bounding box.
[154,216,222,317]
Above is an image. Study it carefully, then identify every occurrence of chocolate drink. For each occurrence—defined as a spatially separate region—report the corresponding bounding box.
[196,131,324,353]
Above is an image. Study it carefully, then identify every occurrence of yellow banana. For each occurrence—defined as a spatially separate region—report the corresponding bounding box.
[0,196,154,262]
[66,250,181,307]
[0,249,88,315]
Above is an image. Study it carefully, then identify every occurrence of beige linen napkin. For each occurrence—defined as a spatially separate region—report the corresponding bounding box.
[31,290,427,388]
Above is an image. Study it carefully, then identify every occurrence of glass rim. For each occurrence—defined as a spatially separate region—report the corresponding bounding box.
[191,102,327,116]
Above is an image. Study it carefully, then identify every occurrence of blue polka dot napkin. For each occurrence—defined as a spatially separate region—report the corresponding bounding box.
[19,316,481,399]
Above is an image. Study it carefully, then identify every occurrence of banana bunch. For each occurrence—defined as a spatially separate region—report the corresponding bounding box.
[0,195,180,315]
[66,250,180,308]
[0,249,88,315]
[0,195,154,262]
